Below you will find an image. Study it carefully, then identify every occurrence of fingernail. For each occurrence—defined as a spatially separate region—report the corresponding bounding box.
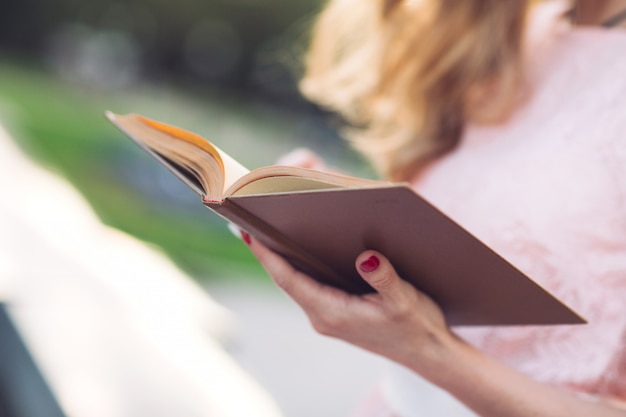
[241,231,252,246]
[359,255,380,273]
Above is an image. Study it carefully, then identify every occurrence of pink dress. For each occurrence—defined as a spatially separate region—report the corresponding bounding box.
[369,6,626,417]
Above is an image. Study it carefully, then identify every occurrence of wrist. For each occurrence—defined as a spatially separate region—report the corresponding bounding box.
[402,328,475,388]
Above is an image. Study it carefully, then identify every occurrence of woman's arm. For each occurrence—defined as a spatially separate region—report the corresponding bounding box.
[243,234,626,417]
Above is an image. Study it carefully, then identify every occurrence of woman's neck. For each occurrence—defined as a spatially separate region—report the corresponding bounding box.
[573,0,626,26]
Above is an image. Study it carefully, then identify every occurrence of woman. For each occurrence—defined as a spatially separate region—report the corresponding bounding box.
[243,0,626,415]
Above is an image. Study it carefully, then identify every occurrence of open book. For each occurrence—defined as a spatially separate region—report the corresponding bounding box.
[106,112,584,326]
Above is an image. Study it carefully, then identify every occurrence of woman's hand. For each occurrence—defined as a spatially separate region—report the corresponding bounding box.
[243,233,456,376]
[276,148,331,172]
[241,234,626,417]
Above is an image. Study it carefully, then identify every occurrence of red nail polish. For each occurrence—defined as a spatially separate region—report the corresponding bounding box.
[359,255,380,272]
[241,231,252,246]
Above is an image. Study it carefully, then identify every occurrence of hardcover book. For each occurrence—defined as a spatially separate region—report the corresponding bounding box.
[106,112,584,326]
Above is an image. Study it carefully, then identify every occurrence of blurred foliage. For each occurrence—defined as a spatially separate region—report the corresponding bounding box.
[0,0,377,283]
[0,56,367,282]
[0,59,264,281]
[0,0,323,101]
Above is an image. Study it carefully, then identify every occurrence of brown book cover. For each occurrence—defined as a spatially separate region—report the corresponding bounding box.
[107,112,585,326]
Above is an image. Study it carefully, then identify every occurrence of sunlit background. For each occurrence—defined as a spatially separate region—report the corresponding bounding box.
[1,0,374,282]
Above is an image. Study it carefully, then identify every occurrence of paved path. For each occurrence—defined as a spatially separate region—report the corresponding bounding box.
[206,280,388,417]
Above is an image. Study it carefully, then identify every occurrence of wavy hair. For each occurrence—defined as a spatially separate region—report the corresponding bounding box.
[300,0,533,180]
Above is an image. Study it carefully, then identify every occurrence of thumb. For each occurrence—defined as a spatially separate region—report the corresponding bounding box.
[355,250,408,303]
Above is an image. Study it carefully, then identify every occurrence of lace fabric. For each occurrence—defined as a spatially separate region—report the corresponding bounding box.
[415,24,626,400]
[380,5,626,417]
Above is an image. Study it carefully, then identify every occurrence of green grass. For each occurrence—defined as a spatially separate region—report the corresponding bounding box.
[0,59,279,282]
[0,56,373,283]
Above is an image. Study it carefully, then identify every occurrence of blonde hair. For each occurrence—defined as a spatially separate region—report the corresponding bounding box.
[301,0,533,180]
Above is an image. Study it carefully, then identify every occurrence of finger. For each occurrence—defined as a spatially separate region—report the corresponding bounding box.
[276,148,326,170]
[355,250,411,305]
[244,233,347,311]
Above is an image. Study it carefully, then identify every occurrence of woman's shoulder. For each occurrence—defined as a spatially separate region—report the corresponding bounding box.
[521,3,626,128]
[527,1,626,70]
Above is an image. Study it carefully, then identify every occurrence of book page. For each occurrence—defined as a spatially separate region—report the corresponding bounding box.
[134,114,250,196]
[212,147,250,195]
[134,115,225,166]
[107,112,225,199]
[225,166,385,197]
[109,112,384,199]
[230,176,343,196]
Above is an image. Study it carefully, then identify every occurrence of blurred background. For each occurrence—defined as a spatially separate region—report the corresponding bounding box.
[0,1,385,417]
[0,0,376,280]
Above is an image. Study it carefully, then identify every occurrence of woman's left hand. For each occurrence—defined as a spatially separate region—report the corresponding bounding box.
[242,234,626,417]
[243,233,456,376]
